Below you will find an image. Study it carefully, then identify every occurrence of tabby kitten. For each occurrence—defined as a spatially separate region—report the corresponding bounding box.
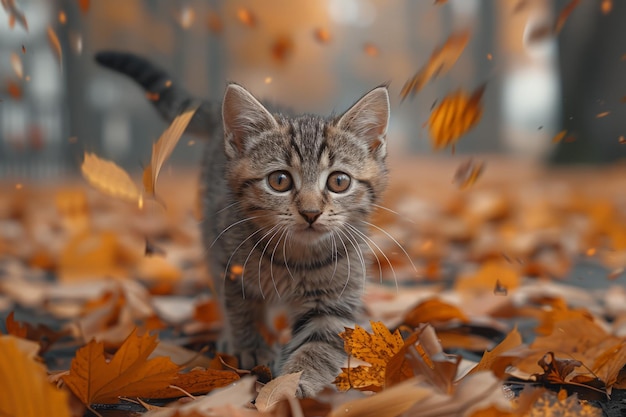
[96,52,390,397]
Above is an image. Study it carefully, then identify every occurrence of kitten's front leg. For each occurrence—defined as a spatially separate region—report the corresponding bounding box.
[280,298,359,397]
[223,295,275,369]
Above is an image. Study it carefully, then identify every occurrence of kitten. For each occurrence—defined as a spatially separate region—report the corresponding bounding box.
[96,52,390,397]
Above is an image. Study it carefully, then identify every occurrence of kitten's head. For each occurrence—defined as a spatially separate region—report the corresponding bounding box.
[221,84,390,246]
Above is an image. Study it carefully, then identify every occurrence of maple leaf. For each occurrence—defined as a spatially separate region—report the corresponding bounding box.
[63,328,180,404]
[334,321,405,392]
[0,336,71,417]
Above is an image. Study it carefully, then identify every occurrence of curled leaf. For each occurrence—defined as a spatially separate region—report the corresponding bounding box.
[81,152,143,207]
[256,372,302,412]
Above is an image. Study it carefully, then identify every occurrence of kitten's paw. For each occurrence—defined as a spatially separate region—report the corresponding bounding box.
[237,346,275,370]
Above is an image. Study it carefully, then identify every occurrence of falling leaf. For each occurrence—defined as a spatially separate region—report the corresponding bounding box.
[555,0,580,34]
[47,26,63,68]
[63,329,181,404]
[10,52,23,79]
[271,35,294,63]
[81,152,143,207]
[363,43,379,57]
[1,0,28,31]
[486,53,493,60]
[58,10,67,24]
[77,0,90,13]
[601,0,613,14]
[596,111,610,118]
[6,79,22,99]
[453,159,485,189]
[143,102,199,196]
[428,84,485,150]
[619,136,626,144]
[400,30,471,101]
[0,337,71,417]
[314,28,332,44]
[236,7,256,27]
[256,372,302,412]
[178,5,195,29]
[552,130,568,143]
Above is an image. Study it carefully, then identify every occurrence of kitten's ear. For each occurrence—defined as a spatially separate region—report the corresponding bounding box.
[336,86,390,160]
[222,83,278,158]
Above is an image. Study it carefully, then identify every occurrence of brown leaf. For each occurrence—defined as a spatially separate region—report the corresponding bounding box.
[7,79,22,99]
[555,0,580,34]
[314,28,332,44]
[0,336,71,417]
[148,368,240,399]
[236,7,256,27]
[47,26,63,68]
[453,159,485,189]
[5,311,28,338]
[271,35,294,63]
[468,327,522,378]
[77,0,90,13]
[400,30,471,101]
[63,328,181,404]
[206,10,223,35]
[256,371,302,412]
[403,298,469,327]
[143,103,200,196]
[81,152,143,207]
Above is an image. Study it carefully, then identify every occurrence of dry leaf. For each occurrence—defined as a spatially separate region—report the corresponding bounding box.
[453,159,485,189]
[256,372,302,412]
[403,298,468,327]
[81,152,143,207]
[468,327,522,378]
[455,260,520,294]
[1,0,28,31]
[5,311,28,338]
[63,328,181,404]
[10,52,23,79]
[334,322,405,391]
[149,368,240,399]
[143,103,199,196]
[47,26,63,68]
[0,336,71,417]
[428,84,486,150]
[401,30,471,101]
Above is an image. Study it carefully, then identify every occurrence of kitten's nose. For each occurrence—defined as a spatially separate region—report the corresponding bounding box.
[299,209,322,225]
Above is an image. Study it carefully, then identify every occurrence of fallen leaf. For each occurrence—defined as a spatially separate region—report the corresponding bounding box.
[428,84,485,150]
[256,372,302,412]
[149,368,240,399]
[455,260,520,294]
[0,336,71,417]
[400,30,471,101]
[143,103,200,196]
[403,298,468,327]
[5,311,28,338]
[63,328,181,404]
[47,26,63,68]
[468,327,522,378]
[81,152,143,207]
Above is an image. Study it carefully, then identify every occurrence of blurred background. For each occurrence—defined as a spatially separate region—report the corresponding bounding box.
[0,0,624,178]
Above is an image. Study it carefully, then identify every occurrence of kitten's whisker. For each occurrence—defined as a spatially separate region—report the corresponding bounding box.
[242,224,281,300]
[329,232,339,284]
[223,227,266,292]
[361,220,419,278]
[258,226,284,299]
[340,227,369,293]
[216,201,240,214]
[282,230,296,281]
[346,223,385,287]
[211,215,263,248]
[335,231,351,299]
[347,223,395,291]
[372,203,415,224]
[269,227,289,298]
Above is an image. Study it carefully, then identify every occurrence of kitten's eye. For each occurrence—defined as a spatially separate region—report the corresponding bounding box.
[327,171,351,193]
[267,170,293,192]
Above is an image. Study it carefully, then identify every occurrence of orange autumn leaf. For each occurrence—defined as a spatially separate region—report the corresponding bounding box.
[11,52,23,79]
[143,103,200,196]
[63,328,180,404]
[314,28,332,44]
[193,299,222,324]
[81,152,143,208]
[206,10,223,34]
[552,129,568,143]
[400,30,471,101]
[334,321,405,392]
[555,0,580,34]
[77,0,90,13]
[271,34,294,63]
[236,7,256,27]
[1,0,28,31]
[5,311,28,338]
[363,42,379,57]
[0,336,71,417]
[147,367,240,399]
[453,159,485,189]
[7,79,22,99]
[455,260,520,293]
[403,298,468,327]
[428,84,485,150]
[47,26,62,68]
[467,327,522,378]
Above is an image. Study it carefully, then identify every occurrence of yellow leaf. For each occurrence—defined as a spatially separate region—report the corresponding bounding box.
[401,30,471,100]
[63,328,180,404]
[81,152,143,207]
[0,336,71,417]
[455,260,519,293]
[428,84,485,150]
[144,103,200,195]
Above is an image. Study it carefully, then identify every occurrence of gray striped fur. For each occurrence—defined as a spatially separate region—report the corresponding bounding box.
[96,52,390,397]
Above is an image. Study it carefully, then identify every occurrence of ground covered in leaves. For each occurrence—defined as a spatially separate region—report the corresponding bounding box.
[2,157,626,417]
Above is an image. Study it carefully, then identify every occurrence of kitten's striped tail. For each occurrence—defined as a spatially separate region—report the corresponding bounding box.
[95,51,221,137]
